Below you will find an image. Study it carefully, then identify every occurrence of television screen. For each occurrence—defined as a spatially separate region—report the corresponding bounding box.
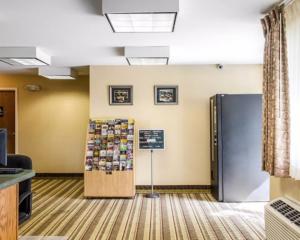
[0,129,7,166]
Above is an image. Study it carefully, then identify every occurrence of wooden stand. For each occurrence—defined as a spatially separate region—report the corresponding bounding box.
[84,118,135,198]
[84,170,135,197]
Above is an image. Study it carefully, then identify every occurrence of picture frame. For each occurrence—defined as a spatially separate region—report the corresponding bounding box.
[154,85,178,105]
[109,85,133,105]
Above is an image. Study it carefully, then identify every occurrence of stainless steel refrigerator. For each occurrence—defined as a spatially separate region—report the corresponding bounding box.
[210,94,270,202]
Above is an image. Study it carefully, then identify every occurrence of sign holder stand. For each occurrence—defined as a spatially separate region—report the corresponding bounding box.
[145,149,159,198]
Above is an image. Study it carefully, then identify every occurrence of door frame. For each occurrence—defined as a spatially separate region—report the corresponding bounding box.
[0,88,18,153]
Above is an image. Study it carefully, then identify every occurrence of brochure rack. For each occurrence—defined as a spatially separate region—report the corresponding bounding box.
[84,118,135,198]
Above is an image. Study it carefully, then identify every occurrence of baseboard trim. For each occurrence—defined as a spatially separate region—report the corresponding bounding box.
[35,173,84,178]
[34,174,211,190]
[136,185,211,190]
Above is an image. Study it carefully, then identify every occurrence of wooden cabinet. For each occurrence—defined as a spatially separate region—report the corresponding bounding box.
[0,184,18,240]
[84,171,135,197]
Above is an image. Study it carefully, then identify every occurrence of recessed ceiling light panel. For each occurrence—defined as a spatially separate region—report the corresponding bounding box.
[125,46,169,65]
[42,76,76,80]
[0,47,51,66]
[106,13,176,33]
[103,0,178,33]
[38,67,76,80]
[127,58,168,66]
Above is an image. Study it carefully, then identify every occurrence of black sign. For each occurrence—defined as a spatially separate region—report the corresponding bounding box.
[139,130,165,149]
[0,107,3,117]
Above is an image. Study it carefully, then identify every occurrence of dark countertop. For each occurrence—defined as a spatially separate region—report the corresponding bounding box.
[0,169,35,190]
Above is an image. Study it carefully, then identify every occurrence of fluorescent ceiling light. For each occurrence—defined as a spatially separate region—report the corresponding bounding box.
[106,13,177,33]
[38,67,76,80]
[127,58,168,65]
[9,58,47,66]
[0,47,51,66]
[102,0,178,33]
[42,76,75,80]
[125,46,169,65]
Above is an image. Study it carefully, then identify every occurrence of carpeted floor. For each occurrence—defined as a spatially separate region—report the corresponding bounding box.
[20,178,266,240]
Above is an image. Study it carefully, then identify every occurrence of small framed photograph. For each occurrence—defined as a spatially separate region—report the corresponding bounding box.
[109,85,133,105]
[154,85,178,105]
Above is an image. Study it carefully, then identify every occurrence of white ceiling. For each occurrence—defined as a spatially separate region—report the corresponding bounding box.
[0,0,278,71]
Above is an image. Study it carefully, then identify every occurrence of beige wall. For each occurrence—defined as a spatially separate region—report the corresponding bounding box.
[270,177,300,201]
[0,74,89,173]
[90,65,263,185]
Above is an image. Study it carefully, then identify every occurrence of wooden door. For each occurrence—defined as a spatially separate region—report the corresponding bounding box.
[0,91,15,154]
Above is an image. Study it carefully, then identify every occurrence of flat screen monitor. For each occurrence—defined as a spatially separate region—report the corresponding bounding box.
[0,129,7,167]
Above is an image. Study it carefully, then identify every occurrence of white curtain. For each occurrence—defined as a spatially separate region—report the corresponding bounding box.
[286,0,300,179]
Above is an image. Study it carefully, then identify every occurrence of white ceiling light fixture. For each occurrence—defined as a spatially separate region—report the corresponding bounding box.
[125,46,169,65]
[102,0,178,33]
[38,67,76,80]
[0,47,51,66]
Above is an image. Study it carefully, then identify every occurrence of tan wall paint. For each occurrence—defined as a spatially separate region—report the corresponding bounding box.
[90,65,263,185]
[270,177,300,201]
[0,74,89,173]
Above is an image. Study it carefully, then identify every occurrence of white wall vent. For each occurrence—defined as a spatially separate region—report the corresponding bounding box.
[265,197,300,240]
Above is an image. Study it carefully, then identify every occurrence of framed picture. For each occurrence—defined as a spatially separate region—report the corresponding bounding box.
[109,85,133,105]
[154,85,178,105]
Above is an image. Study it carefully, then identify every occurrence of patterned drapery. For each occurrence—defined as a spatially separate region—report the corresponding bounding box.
[286,0,300,180]
[261,7,290,177]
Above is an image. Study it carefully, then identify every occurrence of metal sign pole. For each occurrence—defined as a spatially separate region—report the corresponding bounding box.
[146,149,159,198]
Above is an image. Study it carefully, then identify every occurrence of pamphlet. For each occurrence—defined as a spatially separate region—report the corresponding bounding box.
[85,119,134,172]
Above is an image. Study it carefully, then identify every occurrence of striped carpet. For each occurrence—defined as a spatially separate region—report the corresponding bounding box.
[20,178,266,240]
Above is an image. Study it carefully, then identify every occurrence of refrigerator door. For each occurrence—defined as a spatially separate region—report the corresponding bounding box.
[210,96,223,201]
[221,94,270,202]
